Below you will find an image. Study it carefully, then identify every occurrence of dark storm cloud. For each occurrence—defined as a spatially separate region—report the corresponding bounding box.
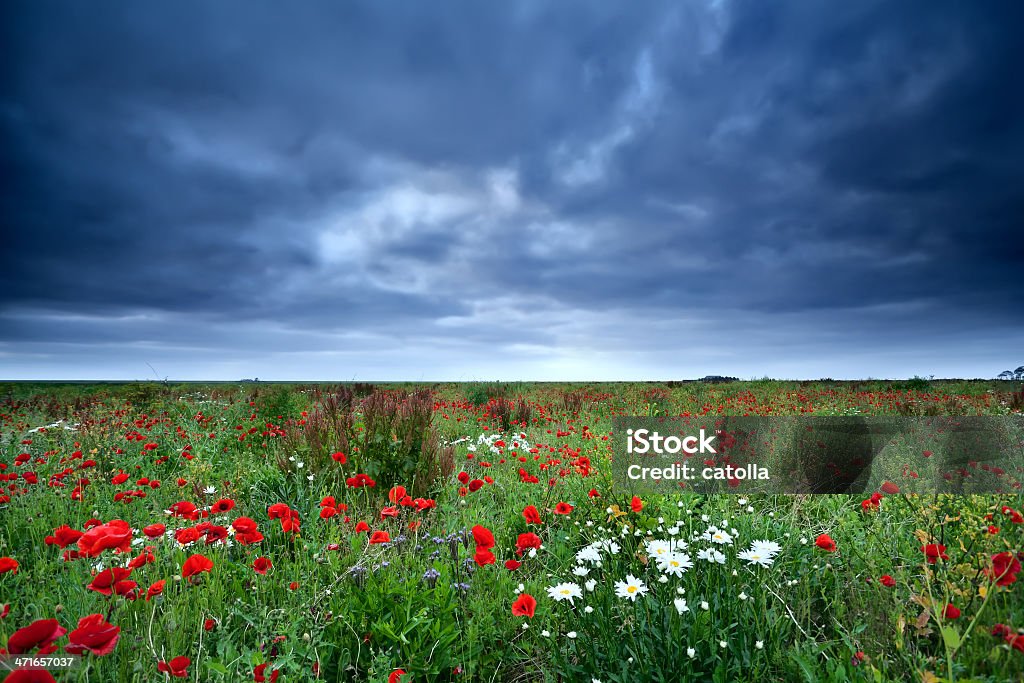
[1,0,1021,379]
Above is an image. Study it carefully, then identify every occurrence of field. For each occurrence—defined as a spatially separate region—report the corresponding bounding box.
[1,380,1022,682]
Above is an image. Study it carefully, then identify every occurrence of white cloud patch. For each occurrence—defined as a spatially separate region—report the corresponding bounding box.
[553,48,663,188]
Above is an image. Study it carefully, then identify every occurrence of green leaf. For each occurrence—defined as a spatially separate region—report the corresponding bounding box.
[792,653,818,683]
[205,661,229,676]
[941,625,961,650]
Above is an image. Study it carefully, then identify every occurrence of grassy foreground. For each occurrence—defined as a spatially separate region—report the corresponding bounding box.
[0,380,1022,682]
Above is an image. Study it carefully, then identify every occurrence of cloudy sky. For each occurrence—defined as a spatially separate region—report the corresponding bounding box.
[2,1,1022,381]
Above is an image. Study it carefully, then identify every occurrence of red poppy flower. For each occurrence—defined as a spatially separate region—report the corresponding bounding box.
[389,669,406,683]
[879,575,896,587]
[354,520,370,533]
[145,580,166,601]
[388,486,407,503]
[267,503,291,520]
[211,498,235,514]
[516,532,542,556]
[320,506,338,519]
[630,496,643,513]
[468,479,484,492]
[943,604,961,620]
[168,501,197,518]
[252,557,273,575]
[7,619,67,654]
[87,567,133,597]
[815,534,837,552]
[204,525,228,544]
[232,517,258,533]
[331,451,347,464]
[254,663,280,682]
[504,559,521,570]
[921,544,948,564]
[204,619,216,632]
[990,551,1021,586]
[471,525,495,550]
[553,502,573,515]
[0,557,18,574]
[369,531,391,544]
[880,481,900,495]
[236,529,265,545]
[158,656,191,678]
[64,613,120,656]
[44,525,83,548]
[522,505,542,525]
[77,520,133,557]
[3,667,58,682]
[143,523,166,538]
[175,527,201,545]
[512,593,537,618]
[182,554,214,579]
[474,548,496,566]
[992,623,1012,638]
[345,474,376,488]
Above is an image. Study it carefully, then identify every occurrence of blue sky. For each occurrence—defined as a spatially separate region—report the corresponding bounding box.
[2,1,1022,380]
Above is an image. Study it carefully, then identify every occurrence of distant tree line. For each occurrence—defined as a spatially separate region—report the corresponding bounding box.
[998,366,1024,380]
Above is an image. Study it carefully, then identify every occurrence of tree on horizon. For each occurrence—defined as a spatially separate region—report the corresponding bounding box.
[997,365,1024,380]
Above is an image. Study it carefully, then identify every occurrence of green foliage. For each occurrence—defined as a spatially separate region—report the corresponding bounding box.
[906,375,934,391]
[123,381,170,412]
[258,384,302,421]
[463,382,515,407]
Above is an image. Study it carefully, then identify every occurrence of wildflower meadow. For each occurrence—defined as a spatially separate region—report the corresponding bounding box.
[1,380,1022,682]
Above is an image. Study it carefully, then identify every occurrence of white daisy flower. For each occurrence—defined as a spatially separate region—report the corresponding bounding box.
[646,539,672,559]
[547,582,583,604]
[704,527,733,545]
[673,598,690,614]
[657,551,693,577]
[614,575,649,601]
[737,549,775,568]
[697,548,726,564]
[750,540,782,557]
